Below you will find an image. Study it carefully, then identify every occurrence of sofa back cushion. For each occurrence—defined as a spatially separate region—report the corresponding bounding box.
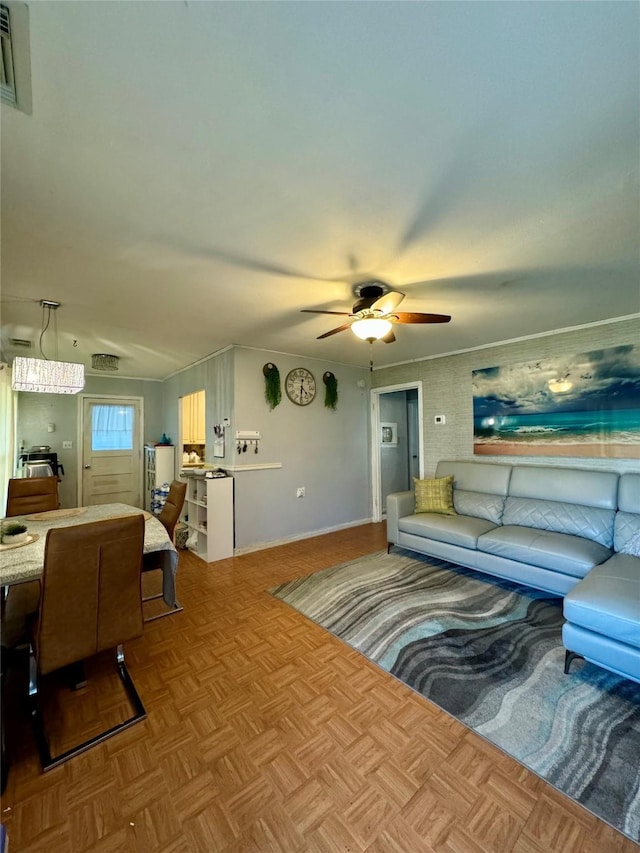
[508,465,618,509]
[614,473,640,554]
[453,490,505,524]
[435,461,512,495]
[435,460,512,525]
[618,473,640,513]
[504,465,619,548]
[615,515,640,555]
[502,497,616,548]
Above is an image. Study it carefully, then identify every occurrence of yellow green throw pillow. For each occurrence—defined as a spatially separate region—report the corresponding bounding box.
[413,475,456,515]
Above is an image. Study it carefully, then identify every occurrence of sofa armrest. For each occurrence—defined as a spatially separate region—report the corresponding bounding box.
[387,491,415,544]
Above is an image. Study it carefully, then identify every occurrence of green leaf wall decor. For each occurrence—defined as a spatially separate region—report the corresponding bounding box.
[323,371,338,410]
[263,363,282,410]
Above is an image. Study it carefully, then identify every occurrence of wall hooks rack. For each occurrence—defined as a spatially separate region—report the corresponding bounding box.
[235,430,261,455]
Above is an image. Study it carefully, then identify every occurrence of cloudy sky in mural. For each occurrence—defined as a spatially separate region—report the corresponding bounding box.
[472,345,640,416]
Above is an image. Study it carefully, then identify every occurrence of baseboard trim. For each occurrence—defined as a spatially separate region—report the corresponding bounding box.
[233,517,375,556]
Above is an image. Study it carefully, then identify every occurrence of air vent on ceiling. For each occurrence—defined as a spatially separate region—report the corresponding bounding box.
[9,337,32,348]
[1,4,16,106]
[1,2,31,114]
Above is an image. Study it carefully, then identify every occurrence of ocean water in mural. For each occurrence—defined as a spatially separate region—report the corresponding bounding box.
[474,408,640,445]
[472,345,640,458]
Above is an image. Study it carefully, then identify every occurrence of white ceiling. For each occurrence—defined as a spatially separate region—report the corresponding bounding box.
[1,1,639,380]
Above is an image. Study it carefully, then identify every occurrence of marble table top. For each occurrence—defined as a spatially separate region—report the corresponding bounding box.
[0,502,177,586]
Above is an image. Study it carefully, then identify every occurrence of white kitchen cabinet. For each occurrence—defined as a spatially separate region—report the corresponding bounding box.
[181,472,233,561]
[144,445,175,512]
[182,390,205,444]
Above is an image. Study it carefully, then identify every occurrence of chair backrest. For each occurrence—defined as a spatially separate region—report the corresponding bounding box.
[34,515,145,676]
[158,480,187,540]
[6,476,59,517]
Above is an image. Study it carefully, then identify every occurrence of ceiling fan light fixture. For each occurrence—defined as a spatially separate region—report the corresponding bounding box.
[351,318,393,341]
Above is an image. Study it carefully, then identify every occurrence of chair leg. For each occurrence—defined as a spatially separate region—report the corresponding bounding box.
[564,650,583,674]
[142,591,164,603]
[29,644,146,772]
[115,644,146,718]
[141,561,182,622]
[68,661,87,690]
[28,645,53,771]
[143,599,184,623]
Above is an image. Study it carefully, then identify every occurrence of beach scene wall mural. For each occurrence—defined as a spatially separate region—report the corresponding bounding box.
[472,345,640,458]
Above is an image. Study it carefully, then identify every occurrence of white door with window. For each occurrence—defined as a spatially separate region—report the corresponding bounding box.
[80,396,143,507]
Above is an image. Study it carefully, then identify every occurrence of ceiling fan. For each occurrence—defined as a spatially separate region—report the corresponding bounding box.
[301,281,451,343]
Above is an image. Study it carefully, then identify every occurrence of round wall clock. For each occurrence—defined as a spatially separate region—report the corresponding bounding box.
[285,367,317,406]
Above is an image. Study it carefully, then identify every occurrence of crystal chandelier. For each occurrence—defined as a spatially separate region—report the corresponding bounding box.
[91,353,120,371]
[11,300,85,394]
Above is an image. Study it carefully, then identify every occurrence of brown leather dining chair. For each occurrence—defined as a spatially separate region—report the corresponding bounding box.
[142,480,186,622]
[6,477,59,517]
[157,480,187,541]
[28,514,146,771]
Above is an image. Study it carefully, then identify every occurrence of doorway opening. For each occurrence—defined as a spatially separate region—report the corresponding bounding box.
[371,382,423,521]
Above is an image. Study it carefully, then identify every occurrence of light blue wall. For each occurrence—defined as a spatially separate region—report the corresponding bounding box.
[16,375,165,508]
[231,348,372,550]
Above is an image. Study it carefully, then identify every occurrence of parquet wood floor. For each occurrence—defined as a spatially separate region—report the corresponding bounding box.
[1,523,637,852]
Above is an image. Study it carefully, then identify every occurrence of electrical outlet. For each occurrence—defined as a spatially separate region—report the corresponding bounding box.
[296,487,305,498]
[62,440,73,449]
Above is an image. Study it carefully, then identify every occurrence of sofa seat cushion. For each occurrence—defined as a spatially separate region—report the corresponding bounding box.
[398,513,498,549]
[563,554,640,650]
[477,525,612,578]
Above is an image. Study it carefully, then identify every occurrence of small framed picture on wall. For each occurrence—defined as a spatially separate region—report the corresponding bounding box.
[381,422,398,446]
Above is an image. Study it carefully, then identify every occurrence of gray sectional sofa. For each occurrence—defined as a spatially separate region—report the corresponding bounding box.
[386,460,640,684]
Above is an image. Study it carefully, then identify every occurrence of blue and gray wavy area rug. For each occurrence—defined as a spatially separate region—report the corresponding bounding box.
[271,549,640,842]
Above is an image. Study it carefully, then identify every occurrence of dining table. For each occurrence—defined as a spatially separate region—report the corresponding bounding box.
[0,502,179,608]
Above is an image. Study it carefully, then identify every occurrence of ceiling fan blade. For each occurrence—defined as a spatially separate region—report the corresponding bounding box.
[301,309,352,316]
[381,329,396,343]
[317,322,353,339]
[370,291,405,314]
[392,312,451,324]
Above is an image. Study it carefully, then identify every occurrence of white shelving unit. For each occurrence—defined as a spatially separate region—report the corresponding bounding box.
[144,445,175,512]
[181,472,233,562]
